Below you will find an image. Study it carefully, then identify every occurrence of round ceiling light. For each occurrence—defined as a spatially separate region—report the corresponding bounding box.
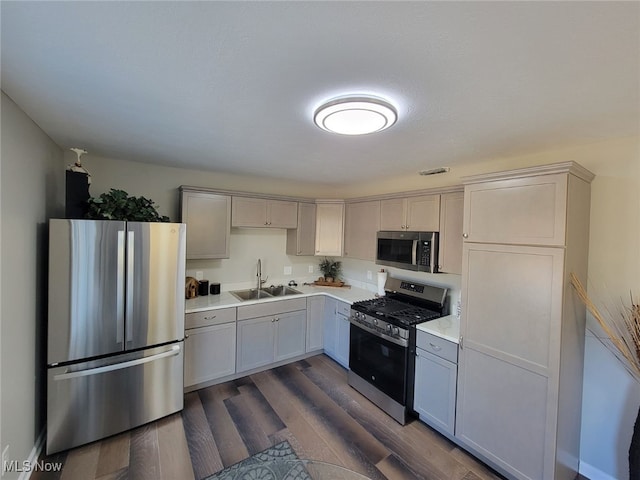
[314,95,398,135]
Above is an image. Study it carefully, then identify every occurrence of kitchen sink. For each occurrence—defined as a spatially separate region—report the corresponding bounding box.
[260,285,302,297]
[230,285,302,301]
[230,288,274,301]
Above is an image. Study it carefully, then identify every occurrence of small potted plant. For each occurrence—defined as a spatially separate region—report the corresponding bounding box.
[319,257,342,283]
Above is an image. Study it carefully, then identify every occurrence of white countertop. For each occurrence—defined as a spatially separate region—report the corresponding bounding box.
[416,315,460,343]
[185,284,375,313]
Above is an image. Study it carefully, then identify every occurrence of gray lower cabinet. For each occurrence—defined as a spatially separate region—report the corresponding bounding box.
[306,295,324,352]
[236,300,307,373]
[323,297,350,369]
[414,330,458,436]
[184,307,237,388]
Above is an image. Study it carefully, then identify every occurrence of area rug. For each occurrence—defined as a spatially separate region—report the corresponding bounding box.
[205,441,312,480]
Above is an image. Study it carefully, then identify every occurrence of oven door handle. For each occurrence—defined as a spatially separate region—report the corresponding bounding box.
[349,320,409,347]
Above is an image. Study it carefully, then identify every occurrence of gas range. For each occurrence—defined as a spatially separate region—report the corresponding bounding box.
[348,277,449,425]
[350,279,447,344]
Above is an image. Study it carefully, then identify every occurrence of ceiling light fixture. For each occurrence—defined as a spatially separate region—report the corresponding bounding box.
[314,95,397,135]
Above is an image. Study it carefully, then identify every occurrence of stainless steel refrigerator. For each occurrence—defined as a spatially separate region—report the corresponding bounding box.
[46,219,186,454]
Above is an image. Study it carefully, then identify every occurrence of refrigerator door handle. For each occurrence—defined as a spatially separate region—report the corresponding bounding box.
[53,344,181,381]
[126,230,135,342]
[116,230,126,344]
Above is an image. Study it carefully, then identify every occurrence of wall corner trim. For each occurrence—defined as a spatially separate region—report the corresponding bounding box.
[579,460,619,480]
[17,429,45,480]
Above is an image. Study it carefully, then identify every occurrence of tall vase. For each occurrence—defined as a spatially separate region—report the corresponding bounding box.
[630,406,640,480]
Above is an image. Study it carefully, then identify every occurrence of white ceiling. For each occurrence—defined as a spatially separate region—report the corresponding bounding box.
[2,1,638,185]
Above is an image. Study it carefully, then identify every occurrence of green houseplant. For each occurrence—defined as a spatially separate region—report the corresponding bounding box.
[319,257,342,283]
[86,188,170,222]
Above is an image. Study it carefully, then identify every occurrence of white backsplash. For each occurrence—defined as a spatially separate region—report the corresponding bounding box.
[186,228,461,314]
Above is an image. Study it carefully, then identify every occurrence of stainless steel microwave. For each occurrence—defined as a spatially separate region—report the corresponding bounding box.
[376,231,439,273]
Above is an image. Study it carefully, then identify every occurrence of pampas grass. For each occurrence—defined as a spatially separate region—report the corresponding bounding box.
[570,272,640,382]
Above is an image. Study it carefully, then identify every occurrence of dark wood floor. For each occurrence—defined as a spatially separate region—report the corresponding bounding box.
[33,354,507,480]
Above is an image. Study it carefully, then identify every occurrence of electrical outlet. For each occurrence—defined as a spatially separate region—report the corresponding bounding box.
[284,266,292,275]
[367,270,373,280]
[195,271,203,281]
[308,265,314,273]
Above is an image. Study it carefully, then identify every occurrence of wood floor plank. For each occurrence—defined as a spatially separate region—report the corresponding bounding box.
[251,370,344,466]
[128,423,160,480]
[95,432,130,478]
[223,389,273,455]
[156,413,195,480]
[270,363,389,480]
[30,451,68,480]
[236,377,286,435]
[182,392,223,479]
[95,467,128,480]
[198,383,249,468]
[59,440,100,480]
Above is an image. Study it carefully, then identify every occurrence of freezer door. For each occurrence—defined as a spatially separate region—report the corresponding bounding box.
[125,222,186,350]
[48,219,127,365]
[47,342,184,454]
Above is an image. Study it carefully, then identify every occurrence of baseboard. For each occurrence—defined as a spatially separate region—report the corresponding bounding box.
[17,429,45,480]
[579,460,619,480]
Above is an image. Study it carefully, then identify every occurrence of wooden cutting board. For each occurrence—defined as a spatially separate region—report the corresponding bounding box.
[304,280,351,288]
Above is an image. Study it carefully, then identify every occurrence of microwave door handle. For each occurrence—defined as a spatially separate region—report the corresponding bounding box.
[411,239,418,265]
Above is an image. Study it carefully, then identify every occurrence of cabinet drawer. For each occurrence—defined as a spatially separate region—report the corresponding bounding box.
[336,300,351,317]
[185,307,236,329]
[416,330,458,363]
[237,297,307,321]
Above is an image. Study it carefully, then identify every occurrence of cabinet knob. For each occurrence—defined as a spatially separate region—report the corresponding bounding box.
[185,333,189,339]
[462,233,469,238]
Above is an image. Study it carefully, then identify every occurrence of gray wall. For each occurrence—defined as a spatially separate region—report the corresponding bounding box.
[1,92,64,478]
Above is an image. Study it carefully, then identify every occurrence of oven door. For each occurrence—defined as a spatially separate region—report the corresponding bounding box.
[349,323,408,405]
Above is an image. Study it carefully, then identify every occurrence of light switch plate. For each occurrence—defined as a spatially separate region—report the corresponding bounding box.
[367,270,373,280]
[308,265,314,273]
[284,266,292,275]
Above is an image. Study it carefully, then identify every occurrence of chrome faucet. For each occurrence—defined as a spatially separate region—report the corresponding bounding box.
[257,259,267,290]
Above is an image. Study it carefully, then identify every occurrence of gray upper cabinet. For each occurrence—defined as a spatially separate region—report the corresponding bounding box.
[380,195,440,231]
[344,200,380,261]
[286,202,316,256]
[232,196,298,228]
[438,191,464,274]
[180,189,231,259]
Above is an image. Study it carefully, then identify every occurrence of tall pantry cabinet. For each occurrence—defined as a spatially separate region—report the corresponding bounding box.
[455,162,593,480]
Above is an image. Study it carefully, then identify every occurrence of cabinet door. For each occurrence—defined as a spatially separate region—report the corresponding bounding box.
[323,297,337,358]
[267,200,298,228]
[181,191,231,259]
[406,195,440,231]
[335,313,350,369]
[379,198,405,231]
[231,197,267,227]
[414,348,456,435]
[344,201,380,261]
[306,295,324,352]
[456,242,565,480]
[184,323,236,387]
[274,310,307,362]
[463,173,568,246]
[236,316,275,372]
[287,202,316,255]
[315,202,344,256]
[438,192,464,274]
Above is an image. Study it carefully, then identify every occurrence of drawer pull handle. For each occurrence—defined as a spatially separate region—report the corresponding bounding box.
[429,343,442,351]
[204,315,217,320]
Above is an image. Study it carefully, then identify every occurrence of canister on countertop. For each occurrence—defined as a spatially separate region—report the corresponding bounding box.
[210,282,221,295]
[198,280,209,296]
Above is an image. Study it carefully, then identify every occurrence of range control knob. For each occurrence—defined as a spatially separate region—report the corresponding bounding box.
[392,326,399,336]
[373,318,378,326]
[386,324,393,334]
